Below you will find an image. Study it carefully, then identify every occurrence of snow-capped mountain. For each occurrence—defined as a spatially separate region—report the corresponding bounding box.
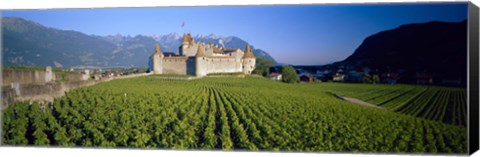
[2,17,277,68]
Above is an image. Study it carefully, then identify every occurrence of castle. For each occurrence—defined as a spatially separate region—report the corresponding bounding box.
[149,33,256,76]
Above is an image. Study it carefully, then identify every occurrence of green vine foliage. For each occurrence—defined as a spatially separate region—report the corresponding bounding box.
[1,76,467,154]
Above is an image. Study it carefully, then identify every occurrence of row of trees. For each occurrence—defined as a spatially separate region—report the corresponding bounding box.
[252,58,389,84]
[252,58,299,84]
[251,58,274,77]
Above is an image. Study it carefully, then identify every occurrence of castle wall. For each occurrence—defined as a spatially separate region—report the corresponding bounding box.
[186,57,196,75]
[154,36,256,76]
[204,57,242,74]
[2,88,16,108]
[181,42,199,57]
[205,48,214,56]
[243,58,256,74]
[195,57,206,76]
[152,54,162,74]
[1,69,91,86]
[162,57,188,74]
[152,55,253,76]
[2,69,50,85]
[2,73,151,108]
[232,50,244,59]
[65,73,86,82]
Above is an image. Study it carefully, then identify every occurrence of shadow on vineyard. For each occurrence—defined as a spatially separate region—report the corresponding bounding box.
[1,76,468,154]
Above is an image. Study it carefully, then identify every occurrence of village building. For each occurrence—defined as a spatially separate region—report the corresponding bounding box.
[416,72,434,84]
[300,74,316,83]
[269,72,282,81]
[381,72,400,84]
[332,72,346,82]
[149,33,256,76]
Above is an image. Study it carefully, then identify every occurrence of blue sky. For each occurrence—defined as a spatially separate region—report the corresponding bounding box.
[2,3,468,65]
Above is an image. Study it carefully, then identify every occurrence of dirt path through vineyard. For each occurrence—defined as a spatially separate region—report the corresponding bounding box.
[339,96,386,110]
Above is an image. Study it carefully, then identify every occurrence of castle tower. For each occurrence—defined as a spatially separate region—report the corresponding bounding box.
[152,43,164,74]
[195,43,207,77]
[181,33,192,45]
[180,33,195,56]
[242,43,256,74]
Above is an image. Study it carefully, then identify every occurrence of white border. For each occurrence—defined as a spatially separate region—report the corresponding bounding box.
[0,0,478,157]
[0,147,457,157]
[0,0,472,10]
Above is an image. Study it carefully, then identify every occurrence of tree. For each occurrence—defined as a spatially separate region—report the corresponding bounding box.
[372,74,380,84]
[362,73,372,83]
[252,58,274,77]
[281,66,299,83]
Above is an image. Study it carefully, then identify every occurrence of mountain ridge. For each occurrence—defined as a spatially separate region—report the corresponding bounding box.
[333,19,467,85]
[2,17,277,68]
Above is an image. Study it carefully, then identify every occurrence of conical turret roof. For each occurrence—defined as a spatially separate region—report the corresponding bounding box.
[196,43,205,57]
[242,43,256,59]
[154,43,163,55]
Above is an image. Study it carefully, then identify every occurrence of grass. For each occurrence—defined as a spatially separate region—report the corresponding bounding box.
[206,72,244,76]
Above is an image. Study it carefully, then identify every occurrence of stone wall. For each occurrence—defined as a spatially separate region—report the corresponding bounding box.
[204,57,242,73]
[1,80,95,108]
[2,69,51,85]
[65,73,85,82]
[2,88,16,108]
[186,57,196,75]
[243,58,256,74]
[2,69,87,86]
[180,42,199,56]
[162,56,188,74]
[158,39,254,76]
[11,80,97,104]
[52,72,84,82]
[159,56,243,76]
[2,73,152,108]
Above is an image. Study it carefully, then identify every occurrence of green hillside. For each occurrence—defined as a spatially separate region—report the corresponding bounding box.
[2,76,467,154]
[2,17,117,67]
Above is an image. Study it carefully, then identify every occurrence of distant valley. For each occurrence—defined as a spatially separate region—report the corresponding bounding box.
[291,20,467,86]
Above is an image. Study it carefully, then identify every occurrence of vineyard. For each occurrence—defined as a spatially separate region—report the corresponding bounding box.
[316,83,467,126]
[2,76,467,153]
